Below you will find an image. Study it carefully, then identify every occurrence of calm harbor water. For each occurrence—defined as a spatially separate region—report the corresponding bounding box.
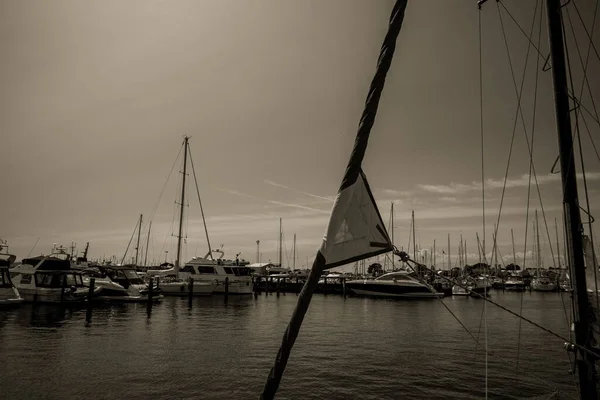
[0,291,579,399]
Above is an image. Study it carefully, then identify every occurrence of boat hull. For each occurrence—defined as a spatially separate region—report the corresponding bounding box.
[213,280,253,295]
[160,281,216,296]
[346,281,443,299]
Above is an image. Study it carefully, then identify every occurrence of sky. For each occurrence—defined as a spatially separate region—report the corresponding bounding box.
[2,0,600,271]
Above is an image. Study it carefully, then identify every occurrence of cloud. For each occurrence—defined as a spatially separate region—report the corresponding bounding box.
[263,179,335,202]
[438,196,458,203]
[381,188,415,197]
[417,172,600,194]
[267,200,330,214]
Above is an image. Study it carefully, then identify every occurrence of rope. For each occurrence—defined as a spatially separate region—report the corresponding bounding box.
[187,146,213,260]
[407,256,575,398]
[572,0,600,65]
[396,251,600,361]
[260,2,409,398]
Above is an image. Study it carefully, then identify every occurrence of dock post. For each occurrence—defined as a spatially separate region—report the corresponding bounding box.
[224,277,229,303]
[188,277,194,307]
[147,277,154,312]
[276,277,281,296]
[60,274,67,304]
[156,277,160,290]
[86,278,95,322]
[324,277,328,296]
[342,277,346,298]
[265,276,269,294]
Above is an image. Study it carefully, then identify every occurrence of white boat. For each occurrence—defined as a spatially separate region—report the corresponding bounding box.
[531,276,558,292]
[158,278,217,296]
[11,245,98,303]
[504,273,526,292]
[0,240,23,306]
[345,271,443,299]
[452,276,492,296]
[82,265,163,302]
[173,251,253,295]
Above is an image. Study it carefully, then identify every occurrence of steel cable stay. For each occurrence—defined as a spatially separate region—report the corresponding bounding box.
[562,4,600,317]
[408,259,574,399]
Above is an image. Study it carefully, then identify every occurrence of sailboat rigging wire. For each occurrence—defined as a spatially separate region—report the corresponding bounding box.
[572,0,600,65]
[407,259,575,398]
[187,147,213,260]
[580,112,600,163]
[120,218,140,265]
[565,7,600,125]
[147,142,184,223]
[260,2,408,398]
[497,0,559,270]
[562,8,600,307]
[397,252,600,360]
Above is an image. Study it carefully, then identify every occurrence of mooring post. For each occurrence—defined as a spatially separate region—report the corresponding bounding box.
[342,277,346,298]
[276,277,281,295]
[60,274,67,304]
[188,277,194,307]
[224,277,229,297]
[147,277,154,311]
[86,277,95,322]
[156,277,160,290]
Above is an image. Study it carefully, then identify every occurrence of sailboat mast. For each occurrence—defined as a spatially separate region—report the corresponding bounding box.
[176,136,189,274]
[555,218,561,269]
[546,0,597,395]
[135,214,143,265]
[144,221,152,267]
[411,210,416,261]
[391,203,395,269]
[279,218,283,267]
[293,233,296,271]
[511,229,516,266]
[536,209,542,270]
[433,240,436,268]
[447,234,451,270]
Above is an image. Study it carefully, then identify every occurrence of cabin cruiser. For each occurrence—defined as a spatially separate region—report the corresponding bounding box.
[11,245,97,303]
[504,273,526,292]
[168,251,253,294]
[0,240,23,306]
[531,275,558,292]
[452,276,492,296]
[157,276,217,296]
[82,265,163,302]
[345,270,443,299]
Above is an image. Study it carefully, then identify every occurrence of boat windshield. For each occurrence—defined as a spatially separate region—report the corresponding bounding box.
[122,269,144,284]
[376,273,413,281]
[0,268,13,288]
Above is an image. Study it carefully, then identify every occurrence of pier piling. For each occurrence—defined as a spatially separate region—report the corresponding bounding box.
[147,277,154,313]
[86,278,95,322]
[60,274,67,304]
[224,277,229,298]
[188,277,194,307]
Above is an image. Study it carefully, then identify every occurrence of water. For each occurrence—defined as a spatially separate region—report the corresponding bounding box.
[0,291,579,399]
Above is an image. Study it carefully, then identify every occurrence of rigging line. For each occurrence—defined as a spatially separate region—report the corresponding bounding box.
[498,1,559,270]
[398,253,600,360]
[580,112,600,163]
[564,10,600,308]
[406,262,576,398]
[147,142,184,223]
[500,0,600,127]
[491,0,540,266]
[120,218,139,265]
[479,4,486,272]
[572,0,600,64]
[566,6,600,133]
[187,147,213,260]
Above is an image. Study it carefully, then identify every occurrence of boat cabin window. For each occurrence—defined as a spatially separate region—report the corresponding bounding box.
[20,274,32,285]
[36,273,62,287]
[232,267,251,276]
[0,269,13,287]
[224,267,234,275]
[197,266,216,274]
[181,265,196,274]
[377,274,412,281]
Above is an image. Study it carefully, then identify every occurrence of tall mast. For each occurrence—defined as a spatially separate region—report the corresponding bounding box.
[391,203,395,269]
[555,218,561,269]
[536,209,542,270]
[511,228,516,266]
[433,239,436,268]
[279,218,283,267]
[447,233,451,270]
[464,240,467,265]
[546,0,597,396]
[144,221,152,267]
[135,214,143,266]
[411,211,416,261]
[293,233,296,271]
[175,136,189,274]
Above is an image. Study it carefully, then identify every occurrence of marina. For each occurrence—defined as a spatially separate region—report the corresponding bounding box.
[2,0,600,398]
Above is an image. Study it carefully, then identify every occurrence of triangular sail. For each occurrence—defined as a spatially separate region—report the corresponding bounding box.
[320,170,392,270]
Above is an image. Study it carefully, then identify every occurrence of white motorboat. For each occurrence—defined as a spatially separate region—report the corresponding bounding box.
[82,265,163,302]
[157,277,217,296]
[0,240,23,307]
[345,271,443,299]
[11,245,98,303]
